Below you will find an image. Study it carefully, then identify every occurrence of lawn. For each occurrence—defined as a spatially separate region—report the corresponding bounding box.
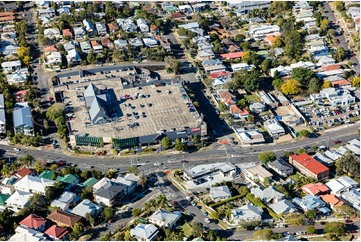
[244,92,260,103]
[181,223,193,237]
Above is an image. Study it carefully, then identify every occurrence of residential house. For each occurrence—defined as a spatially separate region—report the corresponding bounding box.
[107,22,119,33]
[310,88,355,107]
[249,102,266,114]
[268,159,294,177]
[149,209,182,229]
[6,190,32,212]
[289,153,329,180]
[202,59,226,74]
[15,167,32,179]
[179,4,193,14]
[81,177,98,188]
[8,226,47,241]
[1,60,21,74]
[66,49,81,66]
[80,41,92,54]
[63,41,77,52]
[36,8,55,17]
[0,41,19,56]
[317,56,336,67]
[47,210,82,228]
[142,37,158,48]
[264,119,285,138]
[0,94,5,134]
[114,39,128,49]
[84,83,110,125]
[19,214,47,232]
[38,170,54,180]
[13,102,34,136]
[229,105,249,119]
[269,199,297,215]
[197,49,215,60]
[231,204,263,225]
[56,174,80,190]
[233,127,265,145]
[1,176,17,194]
[245,165,273,182]
[248,25,281,40]
[91,40,103,53]
[44,28,61,39]
[73,27,86,40]
[231,63,256,72]
[302,183,330,196]
[44,225,69,241]
[117,18,137,33]
[51,191,80,210]
[347,7,360,20]
[184,163,236,181]
[112,173,139,194]
[101,37,114,50]
[62,29,73,39]
[341,189,360,210]
[319,194,344,210]
[83,19,96,36]
[0,11,15,24]
[229,1,271,15]
[258,90,278,107]
[128,37,144,47]
[130,224,159,241]
[217,89,236,107]
[6,68,28,85]
[179,22,204,36]
[0,193,10,210]
[155,36,171,52]
[94,180,127,207]
[150,24,160,35]
[325,176,358,196]
[15,175,55,194]
[137,18,149,33]
[209,186,232,202]
[69,199,102,218]
[46,51,62,67]
[251,186,284,204]
[292,195,331,214]
[171,12,187,21]
[95,22,107,36]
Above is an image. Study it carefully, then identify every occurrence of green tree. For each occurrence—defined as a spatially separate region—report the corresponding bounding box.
[305,210,317,219]
[272,36,283,48]
[85,212,95,227]
[352,77,360,87]
[297,148,306,154]
[334,47,346,62]
[281,79,301,95]
[284,213,306,225]
[253,229,273,240]
[192,134,201,144]
[335,151,360,177]
[46,103,65,121]
[291,68,315,86]
[137,175,147,189]
[231,69,261,92]
[81,186,94,200]
[299,129,311,138]
[306,225,316,234]
[218,102,227,112]
[283,30,304,59]
[164,56,180,74]
[272,78,284,90]
[308,78,322,94]
[320,18,331,34]
[161,136,171,149]
[17,154,35,168]
[324,222,346,236]
[70,222,85,240]
[234,34,245,42]
[124,230,132,241]
[132,208,142,217]
[102,207,114,221]
[334,1,345,11]
[0,209,15,234]
[87,50,96,64]
[190,221,203,237]
[209,211,220,220]
[323,80,332,88]
[261,59,271,73]
[127,165,140,175]
[247,114,255,123]
[206,230,218,241]
[258,152,277,163]
[174,138,186,151]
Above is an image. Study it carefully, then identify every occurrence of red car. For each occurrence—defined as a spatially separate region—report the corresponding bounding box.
[333,140,341,144]
[49,97,54,101]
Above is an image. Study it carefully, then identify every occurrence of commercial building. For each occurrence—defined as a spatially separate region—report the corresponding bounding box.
[233,127,265,145]
[264,119,285,138]
[289,154,329,180]
[184,163,236,181]
[310,88,355,107]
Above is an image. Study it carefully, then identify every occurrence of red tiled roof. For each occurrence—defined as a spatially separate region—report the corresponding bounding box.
[322,64,340,71]
[219,90,235,101]
[44,45,57,52]
[227,45,240,52]
[62,29,72,36]
[265,35,276,43]
[15,167,32,178]
[150,24,159,31]
[209,71,232,79]
[91,40,101,47]
[15,90,28,96]
[229,104,249,115]
[290,153,329,175]
[302,183,330,196]
[20,214,46,230]
[331,79,351,87]
[220,51,244,59]
[320,194,345,207]
[0,16,15,21]
[45,225,69,239]
[0,12,14,17]
[107,22,119,31]
[171,12,186,19]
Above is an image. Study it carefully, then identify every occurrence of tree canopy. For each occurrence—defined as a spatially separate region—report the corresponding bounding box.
[324,222,346,236]
[281,79,301,95]
[258,152,277,163]
[46,103,65,121]
[231,69,261,92]
[291,67,316,86]
[335,151,360,177]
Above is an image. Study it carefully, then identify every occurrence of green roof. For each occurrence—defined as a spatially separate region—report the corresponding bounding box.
[56,174,78,184]
[0,194,10,206]
[39,170,54,180]
[82,177,98,187]
[75,135,103,147]
[112,137,140,149]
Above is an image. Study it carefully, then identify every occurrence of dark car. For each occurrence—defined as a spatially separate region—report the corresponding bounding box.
[333,140,341,144]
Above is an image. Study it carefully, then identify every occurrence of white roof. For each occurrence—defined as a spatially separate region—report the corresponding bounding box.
[179,22,199,29]
[345,144,360,155]
[149,209,182,226]
[1,60,21,68]
[232,204,263,221]
[92,177,110,191]
[130,224,158,240]
[210,186,231,200]
[9,226,46,241]
[50,191,76,210]
[264,119,285,133]
[14,175,55,194]
[269,199,297,215]
[70,199,102,218]
[6,190,32,207]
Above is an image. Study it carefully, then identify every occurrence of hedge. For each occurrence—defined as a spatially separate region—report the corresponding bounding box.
[210,194,244,208]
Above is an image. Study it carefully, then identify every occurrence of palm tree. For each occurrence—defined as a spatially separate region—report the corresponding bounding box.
[1,165,11,177]
[137,175,147,190]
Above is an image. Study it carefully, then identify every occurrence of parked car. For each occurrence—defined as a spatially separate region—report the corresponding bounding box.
[204,218,210,223]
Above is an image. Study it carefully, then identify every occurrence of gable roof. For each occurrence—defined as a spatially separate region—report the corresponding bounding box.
[220,51,244,59]
[56,174,78,184]
[13,105,33,129]
[62,29,73,37]
[70,199,102,218]
[0,194,10,206]
[94,181,126,199]
[19,214,46,230]
[320,194,344,208]
[82,177,99,187]
[229,105,249,116]
[149,209,182,226]
[209,71,232,79]
[290,153,329,175]
[15,175,55,193]
[15,167,32,178]
[130,224,159,240]
[322,64,340,71]
[38,170,54,180]
[232,204,263,220]
[6,190,32,207]
[251,186,284,203]
[209,186,231,200]
[302,183,330,196]
[47,210,82,227]
[269,199,297,215]
[44,225,69,240]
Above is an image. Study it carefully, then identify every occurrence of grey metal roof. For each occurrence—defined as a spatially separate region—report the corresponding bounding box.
[69,199,102,218]
[94,181,126,200]
[268,159,294,176]
[0,94,4,108]
[13,106,33,129]
[0,109,5,125]
[269,199,297,215]
[149,210,182,227]
[84,84,109,124]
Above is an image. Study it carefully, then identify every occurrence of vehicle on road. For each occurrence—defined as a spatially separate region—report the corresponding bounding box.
[204,218,210,223]
[86,165,95,169]
[201,210,208,216]
[186,196,192,201]
[13,148,20,152]
[333,140,341,144]
[154,162,163,166]
[191,201,196,206]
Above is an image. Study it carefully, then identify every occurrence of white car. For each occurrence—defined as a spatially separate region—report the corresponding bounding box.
[154,162,161,166]
[109,63,115,65]
[204,218,210,223]
[13,148,20,152]
[190,201,196,206]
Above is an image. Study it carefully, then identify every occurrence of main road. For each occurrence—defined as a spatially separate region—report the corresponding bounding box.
[2,124,359,173]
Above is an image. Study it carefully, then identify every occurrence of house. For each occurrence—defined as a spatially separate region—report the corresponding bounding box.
[231,63,256,72]
[341,189,360,210]
[107,22,119,33]
[19,214,47,232]
[81,177,99,188]
[80,41,92,54]
[66,49,81,66]
[51,191,79,210]
[171,12,187,21]
[248,25,281,40]
[130,224,159,241]
[155,36,171,52]
[0,41,19,56]
[6,68,28,85]
[95,22,107,35]
[319,194,344,210]
[47,210,82,227]
[209,186,232,202]
[302,183,330,196]
[46,51,62,67]
[1,60,21,73]
[245,165,273,182]
[83,19,96,36]
[229,105,249,119]
[264,119,285,138]
[231,204,263,224]
[69,199,102,218]
[251,186,284,204]
[228,1,271,14]
[249,102,266,114]
[56,174,79,190]
[0,193,10,209]
[149,209,182,229]
[62,29,73,39]
[217,89,236,106]
[84,83,110,125]
[128,37,144,47]
[15,167,32,179]
[38,170,54,180]
[179,4,193,14]
[101,37,114,50]
[269,199,297,215]
[202,59,226,74]
[136,18,149,33]
[44,225,69,241]
[179,22,204,36]
[117,18,137,33]
[36,8,55,17]
[289,153,329,180]
[63,41,77,52]
[8,226,47,241]
[268,159,294,177]
[6,190,32,212]
[142,37,158,48]
[15,175,55,194]
[325,176,358,196]
[112,173,139,194]
[317,56,336,67]
[324,150,342,161]
[44,28,61,39]
[233,127,265,145]
[91,40,103,53]
[114,39,128,49]
[292,195,331,214]
[197,49,215,60]
[73,27,86,39]
[184,162,236,181]
[310,88,355,107]
[13,102,34,136]
[277,235,298,241]
[94,180,127,207]
[150,24,160,35]
[258,90,278,107]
